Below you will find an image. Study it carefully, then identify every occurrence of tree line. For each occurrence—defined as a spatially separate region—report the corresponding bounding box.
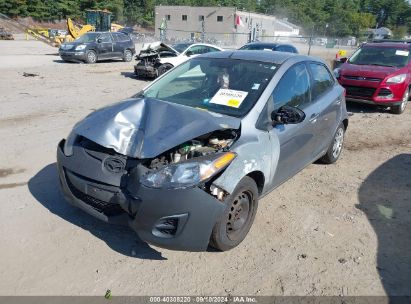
[1,0,410,37]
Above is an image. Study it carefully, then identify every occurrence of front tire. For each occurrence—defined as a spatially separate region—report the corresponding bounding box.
[210,176,259,251]
[319,123,345,164]
[85,50,97,64]
[391,88,409,114]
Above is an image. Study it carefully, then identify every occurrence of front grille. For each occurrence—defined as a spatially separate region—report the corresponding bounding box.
[343,75,382,82]
[378,88,393,97]
[66,174,125,217]
[344,85,376,98]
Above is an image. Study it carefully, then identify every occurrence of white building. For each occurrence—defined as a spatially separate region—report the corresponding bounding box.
[155,6,300,45]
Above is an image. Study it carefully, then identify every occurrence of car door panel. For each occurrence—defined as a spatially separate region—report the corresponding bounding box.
[267,63,320,187]
[97,33,113,58]
[308,63,342,156]
[111,33,123,57]
[271,101,319,187]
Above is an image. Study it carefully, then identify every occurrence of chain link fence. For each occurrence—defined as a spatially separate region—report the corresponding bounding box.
[158,28,359,65]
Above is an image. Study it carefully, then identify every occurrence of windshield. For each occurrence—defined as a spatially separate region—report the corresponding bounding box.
[141,58,278,118]
[172,43,192,53]
[75,33,99,43]
[348,46,411,67]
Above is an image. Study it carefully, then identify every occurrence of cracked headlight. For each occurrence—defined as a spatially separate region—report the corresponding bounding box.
[75,44,87,51]
[140,152,237,189]
[63,131,77,156]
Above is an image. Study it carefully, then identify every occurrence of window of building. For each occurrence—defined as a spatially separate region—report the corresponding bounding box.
[217,16,223,22]
[199,15,204,21]
[182,15,187,21]
[165,14,171,21]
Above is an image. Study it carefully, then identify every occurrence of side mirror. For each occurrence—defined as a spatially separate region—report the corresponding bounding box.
[271,106,306,125]
[186,50,193,57]
[340,57,348,63]
[97,38,102,43]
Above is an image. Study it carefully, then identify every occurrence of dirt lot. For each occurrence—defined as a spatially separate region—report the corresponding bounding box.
[0,38,410,297]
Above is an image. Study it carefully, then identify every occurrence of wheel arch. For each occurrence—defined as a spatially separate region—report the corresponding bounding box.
[246,171,265,195]
[342,118,348,130]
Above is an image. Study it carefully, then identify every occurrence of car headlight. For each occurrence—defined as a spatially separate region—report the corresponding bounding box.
[75,44,87,51]
[386,74,406,84]
[333,68,340,79]
[63,131,77,156]
[140,152,237,189]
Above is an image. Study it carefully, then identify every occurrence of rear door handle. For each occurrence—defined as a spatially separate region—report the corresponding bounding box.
[335,98,341,105]
[309,113,319,123]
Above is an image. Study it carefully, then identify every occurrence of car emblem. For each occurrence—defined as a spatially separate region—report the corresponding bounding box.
[103,156,126,173]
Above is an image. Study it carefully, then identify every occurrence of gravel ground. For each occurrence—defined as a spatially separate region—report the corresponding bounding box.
[0,39,410,297]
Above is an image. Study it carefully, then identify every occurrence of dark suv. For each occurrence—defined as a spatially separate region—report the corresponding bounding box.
[239,42,298,53]
[59,31,135,64]
[335,41,411,114]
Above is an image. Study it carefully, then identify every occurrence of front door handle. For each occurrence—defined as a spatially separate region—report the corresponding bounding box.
[309,113,319,123]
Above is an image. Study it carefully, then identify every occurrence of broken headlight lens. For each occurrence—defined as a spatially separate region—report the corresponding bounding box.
[140,152,237,189]
[63,131,77,156]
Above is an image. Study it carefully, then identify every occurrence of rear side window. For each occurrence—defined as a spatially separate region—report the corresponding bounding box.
[116,32,130,42]
[272,63,311,109]
[309,63,334,99]
[276,45,297,53]
[99,33,112,43]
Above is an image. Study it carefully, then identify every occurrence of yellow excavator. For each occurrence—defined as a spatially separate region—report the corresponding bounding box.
[62,17,95,42]
[54,10,124,46]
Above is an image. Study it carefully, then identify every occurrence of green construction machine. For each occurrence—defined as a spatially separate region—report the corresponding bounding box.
[85,9,112,32]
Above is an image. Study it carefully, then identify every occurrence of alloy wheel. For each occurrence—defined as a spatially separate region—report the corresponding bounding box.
[332,127,344,159]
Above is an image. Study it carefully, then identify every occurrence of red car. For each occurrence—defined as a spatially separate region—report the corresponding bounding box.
[335,41,410,114]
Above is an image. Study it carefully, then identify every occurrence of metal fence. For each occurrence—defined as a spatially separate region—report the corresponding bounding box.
[159,28,359,63]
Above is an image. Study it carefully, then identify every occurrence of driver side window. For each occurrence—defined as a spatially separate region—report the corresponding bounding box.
[272,63,311,110]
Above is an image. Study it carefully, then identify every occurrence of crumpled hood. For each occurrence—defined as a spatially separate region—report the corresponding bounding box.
[140,41,179,54]
[72,98,241,159]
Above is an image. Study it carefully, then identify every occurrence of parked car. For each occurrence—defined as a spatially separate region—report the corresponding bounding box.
[239,42,298,53]
[57,50,348,251]
[134,42,223,78]
[335,41,411,114]
[59,31,135,64]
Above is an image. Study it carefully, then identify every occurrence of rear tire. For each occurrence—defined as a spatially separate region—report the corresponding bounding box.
[319,123,345,164]
[123,49,133,62]
[85,50,97,64]
[210,176,259,251]
[391,88,409,114]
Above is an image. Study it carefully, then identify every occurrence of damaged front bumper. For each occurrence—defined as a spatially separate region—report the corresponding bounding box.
[56,140,225,251]
[134,61,158,78]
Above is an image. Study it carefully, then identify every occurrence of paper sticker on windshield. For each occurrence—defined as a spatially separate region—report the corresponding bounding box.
[396,50,409,56]
[209,89,248,108]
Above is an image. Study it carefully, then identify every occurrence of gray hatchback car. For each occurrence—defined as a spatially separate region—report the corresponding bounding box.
[57,51,348,251]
